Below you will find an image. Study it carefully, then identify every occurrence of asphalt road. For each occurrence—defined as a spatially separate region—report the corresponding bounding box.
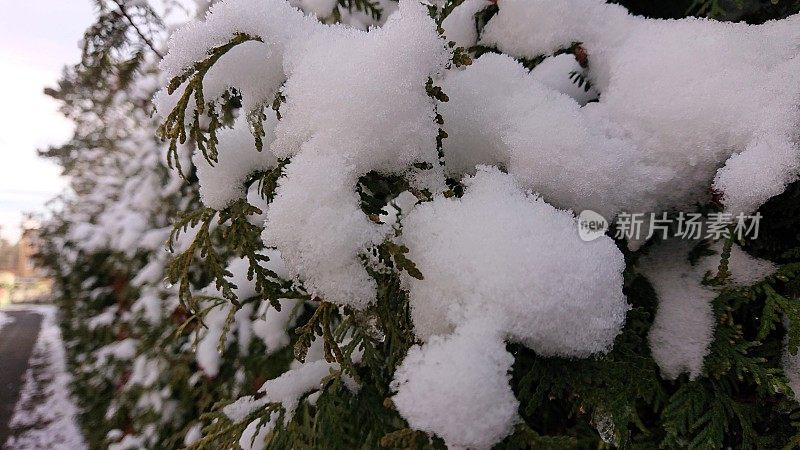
[0,311,42,446]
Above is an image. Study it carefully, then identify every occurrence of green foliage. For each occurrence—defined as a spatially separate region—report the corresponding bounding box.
[159,33,262,176]
[39,0,800,449]
[337,0,386,21]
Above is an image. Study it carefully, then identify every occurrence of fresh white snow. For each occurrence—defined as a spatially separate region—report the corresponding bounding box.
[640,241,777,379]
[4,306,87,450]
[121,0,800,446]
[477,0,800,218]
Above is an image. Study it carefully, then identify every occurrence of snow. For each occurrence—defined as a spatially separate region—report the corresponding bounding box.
[203,40,286,114]
[5,306,87,450]
[257,359,334,417]
[393,168,627,447]
[108,434,147,450]
[132,257,169,287]
[400,167,628,355]
[221,359,336,423]
[252,298,302,354]
[263,0,450,308]
[195,301,233,377]
[246,182,270,226]
[529,54,598,105]
[125,0,800,447]
[641,240,776,380]
[158,0,396,124]
[391,318,518,450]
[94,338,138,367]
[724,243,778,285]
[639,242,718,380]
[300,0,337,18]
[195,116,279,209]
[127,355,162,388]
[475,0,800,218]
[157,0,315,116]
[440,0,491,49]
[138,227,171,252]
[440,52,625,204]
[87,306,117,330]
[184,423,202,446]
[130,287,165,324]
[239,415,277,450]
[160,0,449,308]
[195,253,288,376]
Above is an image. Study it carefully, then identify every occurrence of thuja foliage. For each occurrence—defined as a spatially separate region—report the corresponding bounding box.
[37,0,800,449]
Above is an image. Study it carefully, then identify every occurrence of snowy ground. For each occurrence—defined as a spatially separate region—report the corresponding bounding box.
[2,305,86,449]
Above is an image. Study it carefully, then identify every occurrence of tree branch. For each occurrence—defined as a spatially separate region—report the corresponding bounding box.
[111,0,164,59]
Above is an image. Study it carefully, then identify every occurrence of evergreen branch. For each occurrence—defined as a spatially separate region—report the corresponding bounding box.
[294,302,342,363]
[159,33,262,176]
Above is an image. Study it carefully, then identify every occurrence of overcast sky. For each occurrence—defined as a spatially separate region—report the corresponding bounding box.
[0,1,95,242]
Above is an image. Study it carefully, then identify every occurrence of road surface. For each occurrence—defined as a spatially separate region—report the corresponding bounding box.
[0,311,42,446]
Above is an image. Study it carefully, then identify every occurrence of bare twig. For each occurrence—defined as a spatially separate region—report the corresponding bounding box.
[112,0,164,59]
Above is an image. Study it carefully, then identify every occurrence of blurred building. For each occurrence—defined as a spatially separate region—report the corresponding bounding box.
[16,226,40,278]
[0,233,16,306]
[0,224,51,305]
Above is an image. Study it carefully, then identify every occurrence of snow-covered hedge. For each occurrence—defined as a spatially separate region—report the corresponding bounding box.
[39,0,800,449]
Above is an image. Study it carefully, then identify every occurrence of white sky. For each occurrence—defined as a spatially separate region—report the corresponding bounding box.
[0,1,95,242]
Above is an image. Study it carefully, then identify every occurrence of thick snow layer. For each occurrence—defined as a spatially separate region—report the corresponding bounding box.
[165,0,449,308]
[152,1,800,447]
[298,0,337,18]
[639,242,717,380]
[530,54,598,105]
[401,167,628,355]
[392,319,518,450]
[157,0,315,116]
[641,240,776,380]
[194,116,278,209]
[203,41,286,113]
[394,168,626,447]
[440,0,491,49]
[440,52,649,217]
[475,0,800,217]
[263,0,449,308]
[5,306,87,450]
